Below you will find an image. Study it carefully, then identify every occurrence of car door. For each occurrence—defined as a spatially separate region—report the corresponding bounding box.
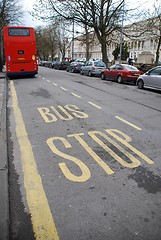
[107,65,117,80]
[146,67,161,88]
[153,67,161,89]
[83,61,91,74]
[114,65,124,80]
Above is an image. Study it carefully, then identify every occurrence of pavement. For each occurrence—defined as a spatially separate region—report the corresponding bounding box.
[0,71,9,240]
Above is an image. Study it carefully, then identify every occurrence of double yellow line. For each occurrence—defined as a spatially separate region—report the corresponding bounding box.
[10,81,59,239]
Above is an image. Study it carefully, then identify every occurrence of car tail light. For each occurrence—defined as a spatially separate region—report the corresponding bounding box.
[129,71,138,76]
[92,66,95,70]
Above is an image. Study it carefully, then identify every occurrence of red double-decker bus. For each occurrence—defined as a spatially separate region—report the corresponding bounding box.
[3,26,38,78]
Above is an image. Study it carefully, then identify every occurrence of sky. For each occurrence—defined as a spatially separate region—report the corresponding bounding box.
[22,0,45,27]
[21,0,157,27]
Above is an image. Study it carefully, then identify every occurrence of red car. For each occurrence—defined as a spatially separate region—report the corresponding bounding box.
[101,64,143,84]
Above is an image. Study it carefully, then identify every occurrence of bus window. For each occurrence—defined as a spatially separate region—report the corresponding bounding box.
[8,28,30,36]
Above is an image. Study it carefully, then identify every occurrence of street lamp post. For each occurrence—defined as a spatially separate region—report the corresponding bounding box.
[72,19,74,60]
[119,0,125,64]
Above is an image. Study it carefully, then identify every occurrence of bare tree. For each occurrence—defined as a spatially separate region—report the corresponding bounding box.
[35,26,54,60]
[35,21,71,61]
[33,0,126,65]
[146,3,161,65]
[54,20,71,60]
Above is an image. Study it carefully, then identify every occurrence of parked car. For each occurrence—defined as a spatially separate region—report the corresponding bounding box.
[80,60,106,77]
[54,61,69,70]
[39,60,47,66]
[67,61,85,73]
[101,64,143,84]
[44,61,52,67]
[136,66,161,90]
[49,61,58,68]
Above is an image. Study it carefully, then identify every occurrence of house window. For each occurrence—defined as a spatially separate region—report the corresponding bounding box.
[142,41,144,49]
[150,39,153,47]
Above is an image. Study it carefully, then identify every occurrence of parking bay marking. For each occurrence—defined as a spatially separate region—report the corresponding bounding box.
[71,92,81,98]
[10,81,59,239]
[88,101,102,109]
[43,79,143,130]
[60,87,67,91]
[115,116,142,131]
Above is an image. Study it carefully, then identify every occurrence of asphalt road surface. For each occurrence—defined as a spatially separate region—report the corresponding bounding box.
[7,66,161,240]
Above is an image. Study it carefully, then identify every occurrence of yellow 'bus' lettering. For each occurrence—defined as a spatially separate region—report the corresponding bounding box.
[38,104,89,123]
[50,106,73,121]
[37,107,57,122]
[64,105,88,119]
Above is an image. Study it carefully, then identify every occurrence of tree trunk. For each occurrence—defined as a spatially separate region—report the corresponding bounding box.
[155,35,161,66]
[0,58,3,72]
[94,29,108,66]
[101,41,108,66]
[85,26,90,61]
[0,39,4,72]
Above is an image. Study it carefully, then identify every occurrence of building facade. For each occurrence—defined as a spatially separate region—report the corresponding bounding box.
[72,16,161,64]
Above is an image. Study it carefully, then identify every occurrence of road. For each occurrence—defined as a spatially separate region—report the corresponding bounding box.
[7,66,161,240]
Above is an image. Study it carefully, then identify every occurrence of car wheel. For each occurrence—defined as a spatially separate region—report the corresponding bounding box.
[137,79,144,89]
[101,72,105,80]
[117,75,123,83]
[88,71,92,77]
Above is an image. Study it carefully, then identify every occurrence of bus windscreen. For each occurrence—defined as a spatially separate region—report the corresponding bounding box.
[8,28,30,36]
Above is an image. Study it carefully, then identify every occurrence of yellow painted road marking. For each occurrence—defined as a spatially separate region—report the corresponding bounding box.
[115,116,142,131]
[10,81,59,240]
[71,93,81,98]
[53,83,58,86]
[68,133,114,175]
[47,136,91,182]
[60,87,67,91]
[88,102,102,109]
[106,129,154,165]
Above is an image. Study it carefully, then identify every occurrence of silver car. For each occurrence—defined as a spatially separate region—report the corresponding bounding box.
[137,66,161,90]
[80,60,106,77]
